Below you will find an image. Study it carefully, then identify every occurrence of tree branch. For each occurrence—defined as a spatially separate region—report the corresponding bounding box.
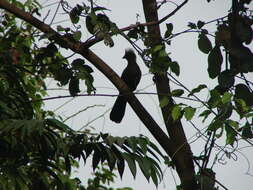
[83,0,188,48]
[0,0,176,157]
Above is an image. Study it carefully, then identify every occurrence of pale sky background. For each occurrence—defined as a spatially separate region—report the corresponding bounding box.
[39,0,253,189]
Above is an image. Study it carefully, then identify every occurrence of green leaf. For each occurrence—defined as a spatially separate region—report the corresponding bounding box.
[122,153,136,178]
[208,46,223,79]
[170,61,180,76]
[199,110,212,122]
[172,105,182,121]
[221,92,232,104]
[188,84,207,97]
[164,23,173,38]
[171,89,184,97]
[184,106,196,121]
[73,31,82,41]
[198,33,212,54]
[208,120,223,131]
[152,45,164,53]
[159,96,169,108]
[225,125,237,146]
[46,118,73,133]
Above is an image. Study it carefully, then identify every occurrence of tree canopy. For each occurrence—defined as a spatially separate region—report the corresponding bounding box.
[0,0,253,190]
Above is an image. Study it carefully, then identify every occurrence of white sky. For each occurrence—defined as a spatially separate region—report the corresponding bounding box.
[40,0,253,189]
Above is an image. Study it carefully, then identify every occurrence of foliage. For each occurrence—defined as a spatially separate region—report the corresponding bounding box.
[0,0,253,190]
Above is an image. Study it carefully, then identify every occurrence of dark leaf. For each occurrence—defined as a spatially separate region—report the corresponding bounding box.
[217,70,235,88]
[171,89,184,97]
[208,46,223,79]
[69,76,80,96]
[242,122,253,139]
[198,33,212,54]
[165,23,173,38]
[127,29,138,39]
[122,153,136,178]
[235,84,253,106]
[170,61,180,76]
[188,84,207,97]
[197,20,205,29]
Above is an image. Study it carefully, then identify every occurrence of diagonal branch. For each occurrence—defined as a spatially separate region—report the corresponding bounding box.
[0,0,176,157]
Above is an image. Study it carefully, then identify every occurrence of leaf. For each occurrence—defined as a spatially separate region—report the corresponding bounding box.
[122,153,136,178]
[170,61,180,76]
[235,84,253,106]
[242,122,253,139]
[46,118,73,133]
[164,23,173,38]
[208,120,223,131]
[221,92,232,104]
[117,157,125,178]
[225,125,237,146]
[198,33,212,54]
[197,20,205,29]
[184,106,196,121]
[218,70,235,88]
[188,84,207,97]
[138,138,148,155]
[208,46,223,79]
[69,76,80,96]
[127,29,138,39]
[171,89,184,97]
[70,8,80,24]
[188,22,197,29]
[73,31,82,41]
[159,96,169,108]
[199,110,212,122]
[172,105,182,121]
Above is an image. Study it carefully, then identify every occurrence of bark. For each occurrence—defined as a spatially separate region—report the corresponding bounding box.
[142,0,198,189]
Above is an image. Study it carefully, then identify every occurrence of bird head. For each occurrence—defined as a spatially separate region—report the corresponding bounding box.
[123,48,136,61]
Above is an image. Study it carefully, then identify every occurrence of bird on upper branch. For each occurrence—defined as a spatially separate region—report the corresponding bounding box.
[110,49,141,123]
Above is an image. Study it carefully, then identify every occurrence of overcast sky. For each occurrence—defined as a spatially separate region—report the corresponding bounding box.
[41,0,253,189]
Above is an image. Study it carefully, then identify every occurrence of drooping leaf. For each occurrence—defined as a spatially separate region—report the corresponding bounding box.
[198,33,212,54]
[225,125,237,146]
[242,122,253,139]
[165,23,173,38]
[208,46,223,79]
[69,76,80,96]
[184,106,196,121]
[218,70,235,89]
[235,84,253,106]
[171,105,182,121]
[170,61,180,76]
[122,153,136,178]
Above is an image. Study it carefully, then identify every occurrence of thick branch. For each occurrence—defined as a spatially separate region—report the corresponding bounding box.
[141,0,198,190]
[0,0,176,157]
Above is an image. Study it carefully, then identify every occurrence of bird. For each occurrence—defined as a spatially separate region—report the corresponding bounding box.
[110,49,142,123]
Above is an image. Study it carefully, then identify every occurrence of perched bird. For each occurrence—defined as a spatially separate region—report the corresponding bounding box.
[110,49,141,123]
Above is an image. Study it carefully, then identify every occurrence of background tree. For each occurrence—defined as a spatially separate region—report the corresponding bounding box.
[0,0,252,190]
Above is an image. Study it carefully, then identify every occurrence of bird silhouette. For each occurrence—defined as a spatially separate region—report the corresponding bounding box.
[110,49,141,123]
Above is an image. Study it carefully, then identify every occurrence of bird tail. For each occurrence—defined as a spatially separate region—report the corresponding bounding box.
[110,96,127,123]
